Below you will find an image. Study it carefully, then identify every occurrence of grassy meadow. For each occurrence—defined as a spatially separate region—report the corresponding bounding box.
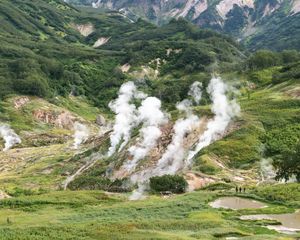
[0,185,299,240]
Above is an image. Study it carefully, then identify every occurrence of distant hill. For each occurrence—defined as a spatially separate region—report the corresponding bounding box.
[68,0,300,51]
[0,0,242,108]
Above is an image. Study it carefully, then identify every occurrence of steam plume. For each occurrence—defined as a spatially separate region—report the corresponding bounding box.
[125,97,168,172]
[73,122,89,149]
[260,158,276,181]
[152,82,203,175]
[187,77,240,164]
[188,81,202,104]
[0,125,21,151]
[108,81,146,156]
[129,82,203,199]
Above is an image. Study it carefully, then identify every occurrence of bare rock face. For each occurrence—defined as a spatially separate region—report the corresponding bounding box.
[14,96,30,109]
[96,115,106,126]
[33,109,75,129]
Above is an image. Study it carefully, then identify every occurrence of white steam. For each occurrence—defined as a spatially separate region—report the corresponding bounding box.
[108,82,146,156]
[188,81,202,104]
[124,97,168,172]
[129,82,203,199]
[73,122,89,149]
[0,125,21,151]
[260,158,276,181]
[187,77,240,164]
[151,82,203,175]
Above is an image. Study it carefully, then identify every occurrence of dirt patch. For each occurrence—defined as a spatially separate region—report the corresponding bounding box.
[33,109,75,129]
[0,190,11,199]
[286,87,300,99]
[93,37,111,48]
[120,63,131,73]
[185,172,216,191]
[14,96,30,109]
[75,23,94,37]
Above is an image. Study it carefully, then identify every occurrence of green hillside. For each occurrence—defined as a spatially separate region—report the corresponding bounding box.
[0,1,299,239]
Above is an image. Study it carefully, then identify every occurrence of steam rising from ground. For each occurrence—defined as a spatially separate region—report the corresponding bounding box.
[260,158,276,181]
[125,97,168,172]
[129,82,203,199]
[151,81,202,175]
[188,81,202,104]
[109,78,240,200]
[108,81,146,156]
[73,122,89,149]
[187,77,240,163]
[0,125,21,151]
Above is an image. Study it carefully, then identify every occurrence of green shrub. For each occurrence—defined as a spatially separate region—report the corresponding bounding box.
[149,175,188,194]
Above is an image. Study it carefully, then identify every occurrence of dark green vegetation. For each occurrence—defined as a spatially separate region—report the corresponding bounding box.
[0,0,242,111]
[149,175,188,194]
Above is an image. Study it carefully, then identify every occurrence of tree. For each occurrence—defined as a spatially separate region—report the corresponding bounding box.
[280,50,300,64]
[247,50,281,70]
[149,175,188,194]
[274,143,300,182]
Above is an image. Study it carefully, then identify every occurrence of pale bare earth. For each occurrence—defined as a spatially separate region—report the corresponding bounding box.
[185,172,215,191]
[216,0,254,19]
[14,96,30,109]
[75,23,95,37]
[178,0,208,19]
[93,37,111,48]
[33,109,76,129]
[120,63,131,73]
[0,190,11,199]
[291,0,300,14]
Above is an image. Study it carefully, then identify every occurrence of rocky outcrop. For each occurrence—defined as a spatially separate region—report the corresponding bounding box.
[96,115,106,126]
[33,109,75,129]
[185,172,216,191]
[292,0,300,14]
[75,23,95,37]
[93,37,110,48]
[14,96,30,109]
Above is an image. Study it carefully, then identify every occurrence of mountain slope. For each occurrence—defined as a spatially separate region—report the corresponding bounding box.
[69,0,300,50]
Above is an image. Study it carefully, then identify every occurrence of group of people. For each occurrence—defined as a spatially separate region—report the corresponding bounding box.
[235,186,246,193]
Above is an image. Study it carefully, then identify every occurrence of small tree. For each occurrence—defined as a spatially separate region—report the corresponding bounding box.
[247,50,281,70]
[149,175,188,194]
[274,143,300,182]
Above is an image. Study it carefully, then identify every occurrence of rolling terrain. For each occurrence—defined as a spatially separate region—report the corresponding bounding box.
[0,0,299,239]
[69,0,300,50]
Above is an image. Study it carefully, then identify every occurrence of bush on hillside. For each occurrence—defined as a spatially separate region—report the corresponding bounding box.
[149,175,188,194]
[247,50,281,70]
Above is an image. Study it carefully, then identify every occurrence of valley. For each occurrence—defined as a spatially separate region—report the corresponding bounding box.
[0,0,299,239]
